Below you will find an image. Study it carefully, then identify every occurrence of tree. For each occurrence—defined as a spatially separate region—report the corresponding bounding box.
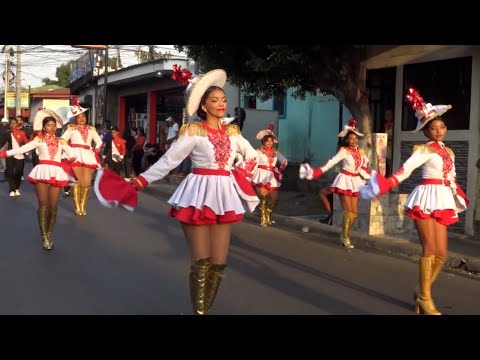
[135,46,173,63]
[97,56,122,70]
[42,77,59,86]
[55,62,73,87]
[174,45,373,147]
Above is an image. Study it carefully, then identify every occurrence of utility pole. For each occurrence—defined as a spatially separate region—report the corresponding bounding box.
[15,45,22,116]
[3,45,10,119]
[116,46,121,69]
[71,45,108,124]
[103,46,109,124]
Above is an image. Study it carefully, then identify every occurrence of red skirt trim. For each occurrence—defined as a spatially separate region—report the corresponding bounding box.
[252,182,280,190]
[331,187,359,197]
[27,176,68,188]
[405,206,458,226]
[71,161,98,169]
[168,205,244,225]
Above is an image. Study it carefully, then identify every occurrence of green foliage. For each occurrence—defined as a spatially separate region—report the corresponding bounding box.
[174,45,364,100]
[55,62,73,87]
[96,56,122,70]
[31,84,63,93]
[42,77,58,86]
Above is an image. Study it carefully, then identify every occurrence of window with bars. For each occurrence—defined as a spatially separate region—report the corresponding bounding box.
[402,56,471,131]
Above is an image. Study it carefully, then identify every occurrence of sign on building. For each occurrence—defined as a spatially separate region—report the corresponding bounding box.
[373,133,388,177]
[6,92,29,108]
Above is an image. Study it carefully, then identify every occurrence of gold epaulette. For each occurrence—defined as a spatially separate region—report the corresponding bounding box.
[226,124,241,136]
[178,122,207,137]
[412,144,434,154]
[34,136,44,142]
[358,148,366,156]
[88,125,96,131]
[67,124,77,130]
[59,138,68,145]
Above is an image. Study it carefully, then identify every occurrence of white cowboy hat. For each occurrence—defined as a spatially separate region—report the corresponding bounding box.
[338,118,364,138]
[406,88,452,133]
[1,118,8,123]
[256,123,278,143]
[184,69,227,117]
[33,109,64,131]
[66,97,89,119]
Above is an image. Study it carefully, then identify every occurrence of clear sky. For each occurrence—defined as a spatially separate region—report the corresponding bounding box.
[0,45,187,90]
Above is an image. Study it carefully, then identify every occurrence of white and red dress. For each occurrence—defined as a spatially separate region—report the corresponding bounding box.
[61,124,103,169]
[251,146,288,190]
[134,122,259,225]
[313,146,370,197]
[387,141,468,226]
[5,133,74,187]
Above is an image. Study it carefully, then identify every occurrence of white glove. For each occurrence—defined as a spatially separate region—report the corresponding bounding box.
[299,163,314,180]
[358,168,371,180]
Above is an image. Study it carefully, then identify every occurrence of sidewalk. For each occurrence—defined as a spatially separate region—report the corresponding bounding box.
[145,177,480,276]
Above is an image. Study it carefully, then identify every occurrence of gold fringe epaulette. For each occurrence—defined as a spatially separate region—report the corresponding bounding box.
[67,124,77,130]
[88,125,96,131]
[413,143,437,154]
[34,136,44,143]
[413,143,454,157]
[226,124,241,136]
[178,122,207,137]
[59,138,68,145]
[358,148,366,156]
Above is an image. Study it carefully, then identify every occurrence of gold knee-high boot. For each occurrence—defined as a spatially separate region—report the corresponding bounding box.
[37,207,50,250]
[415,255,441,315]
[413,255,445,302]
[44,207,57,250]
[267,199,279,226]
[340,211,355,249]
[79,185,91,216]
[260,195,269,227]
[71,184,82,215]
[204,263,227,314]
[189,258,211,315]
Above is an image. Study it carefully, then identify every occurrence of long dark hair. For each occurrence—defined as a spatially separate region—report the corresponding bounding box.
[196,86,225,120]
[338,130,358,149]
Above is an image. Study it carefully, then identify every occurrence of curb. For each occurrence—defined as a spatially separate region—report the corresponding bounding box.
[145,181,480,276]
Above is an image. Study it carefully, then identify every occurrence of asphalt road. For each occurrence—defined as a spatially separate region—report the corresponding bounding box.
[0,174,479,315]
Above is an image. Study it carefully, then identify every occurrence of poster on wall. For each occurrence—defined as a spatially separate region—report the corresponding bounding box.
[373,133,388,177]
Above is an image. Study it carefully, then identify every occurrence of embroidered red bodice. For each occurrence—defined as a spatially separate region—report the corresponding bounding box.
[76,125,89,143]
[44,133,59,160]
[348,146,361,171]
[203,123,231,170]
[261,146,276,167]
[430,141,453,180]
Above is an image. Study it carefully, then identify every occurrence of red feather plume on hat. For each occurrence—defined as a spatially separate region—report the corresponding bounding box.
[347,118,356,127]
[171,64,193,85]
[267,123,274,131]
[405,88,425,111]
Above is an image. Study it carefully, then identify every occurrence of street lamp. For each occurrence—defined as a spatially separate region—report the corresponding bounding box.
[71,45,108,124]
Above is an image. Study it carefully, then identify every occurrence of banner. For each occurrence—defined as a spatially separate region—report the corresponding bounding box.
[6,92,29,108]
[373,133,388,177]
